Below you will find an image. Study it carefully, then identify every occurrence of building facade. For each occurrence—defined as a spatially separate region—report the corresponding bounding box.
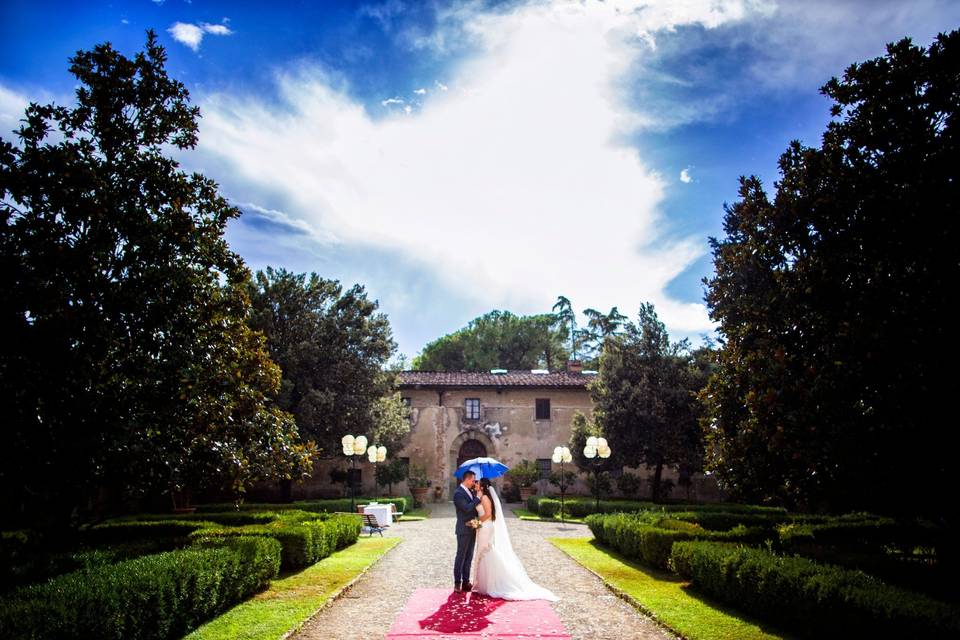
[397,363,597,501]
[248,361,722,503]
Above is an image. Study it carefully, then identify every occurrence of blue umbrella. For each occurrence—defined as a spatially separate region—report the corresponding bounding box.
[453,457,509,479]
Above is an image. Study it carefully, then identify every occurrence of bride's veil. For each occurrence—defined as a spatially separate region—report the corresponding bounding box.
[488,485,514,556]
[483,483,561,601]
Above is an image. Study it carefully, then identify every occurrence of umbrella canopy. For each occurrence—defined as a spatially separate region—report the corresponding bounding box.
[453,457,509,479]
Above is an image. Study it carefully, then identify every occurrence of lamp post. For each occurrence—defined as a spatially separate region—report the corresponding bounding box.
[583,436,611,512]
[552,446,573,525]
[367,444,387,497]
[341,434,368,512]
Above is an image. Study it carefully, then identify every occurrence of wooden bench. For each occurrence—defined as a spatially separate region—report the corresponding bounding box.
[361,512,388,537]
[357,503,404,522]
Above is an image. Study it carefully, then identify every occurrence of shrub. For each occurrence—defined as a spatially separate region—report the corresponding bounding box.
[506,459,541,488]
[190,512,361,570]
[194,496,409,515]
[79,519,220,546]
[537,499,561,518]
[526,495,545,513]
[586,512,772,570]
[0,536,280,639]
[669,541,960,637]
[776,516,943,552]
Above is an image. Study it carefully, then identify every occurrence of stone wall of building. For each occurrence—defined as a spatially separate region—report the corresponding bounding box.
[246,383,723,504]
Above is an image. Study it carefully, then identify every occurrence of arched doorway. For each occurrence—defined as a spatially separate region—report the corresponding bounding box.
[457,438,487,468]
[449,431,495,500]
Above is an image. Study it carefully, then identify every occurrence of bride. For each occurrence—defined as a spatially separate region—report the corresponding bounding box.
[469,477,559,601]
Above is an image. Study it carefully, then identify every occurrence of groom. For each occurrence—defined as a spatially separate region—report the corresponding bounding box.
[453,469,481,593]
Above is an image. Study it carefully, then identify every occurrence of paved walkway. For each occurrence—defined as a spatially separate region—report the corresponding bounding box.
[292,502,672,640]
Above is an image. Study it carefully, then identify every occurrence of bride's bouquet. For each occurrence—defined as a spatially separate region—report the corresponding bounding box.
[466,517,483,529]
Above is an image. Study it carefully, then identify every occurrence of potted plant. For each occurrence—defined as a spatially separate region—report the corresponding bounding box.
[407,463,432,507]
[506,459,540,501]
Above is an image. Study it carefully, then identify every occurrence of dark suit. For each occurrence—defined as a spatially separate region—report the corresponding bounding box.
[453,484,481,585]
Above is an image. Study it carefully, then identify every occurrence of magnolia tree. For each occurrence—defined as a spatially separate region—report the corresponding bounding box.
[0,31,314,527]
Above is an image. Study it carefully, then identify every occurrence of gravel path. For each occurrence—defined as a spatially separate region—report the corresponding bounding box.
[291,502,672,640]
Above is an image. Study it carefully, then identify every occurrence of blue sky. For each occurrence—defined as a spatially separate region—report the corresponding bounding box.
[2,1,958,364]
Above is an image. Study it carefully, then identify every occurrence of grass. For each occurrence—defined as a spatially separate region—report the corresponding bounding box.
[550,538,787,640]
[184,536,400,640]
[513,508,585,524]
[400,507,431,521]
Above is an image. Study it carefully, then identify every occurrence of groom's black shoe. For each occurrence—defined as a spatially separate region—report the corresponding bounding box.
[454,581,462,592]
[461,581,473,592]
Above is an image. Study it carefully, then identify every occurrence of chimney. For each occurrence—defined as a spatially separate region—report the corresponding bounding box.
[565,359,583,373]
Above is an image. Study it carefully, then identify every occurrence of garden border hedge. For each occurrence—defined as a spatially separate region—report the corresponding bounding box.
[669,540,960,638]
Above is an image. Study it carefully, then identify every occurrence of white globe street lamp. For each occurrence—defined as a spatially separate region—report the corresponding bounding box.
[342,434,369,511]
[583,437,612,511]
[367,444,388,497]
[552,445,573,525]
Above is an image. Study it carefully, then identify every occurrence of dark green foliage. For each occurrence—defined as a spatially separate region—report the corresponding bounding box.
[0,536,281,640]
[194,497,408,515]
[0,30,313,528]
[589,304,713,502]
[586,512,771,569]
[245,267,401,457]
[526,496,785,518]
[701,30,959,520]
[189,512,362,570]
[412,309,570,371]
[669,541,960,638]
[78,519,217,546]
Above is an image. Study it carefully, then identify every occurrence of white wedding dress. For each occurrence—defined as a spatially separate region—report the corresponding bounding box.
[469,486,560,601]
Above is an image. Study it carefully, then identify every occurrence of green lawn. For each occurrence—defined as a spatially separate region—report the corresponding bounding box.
[185,536,400,640]
[400,506,431,521]
[513,508,585,523]
[550,538,787,640]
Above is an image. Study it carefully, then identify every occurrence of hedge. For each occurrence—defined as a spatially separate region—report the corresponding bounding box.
[189,512,362,570]
[195,496,409,515]
[0,535,281,640]
[586,512,772,570]
[669,541,960,638]
[776,517,944,552]
[526,496,787,518]
[79,519,221,546]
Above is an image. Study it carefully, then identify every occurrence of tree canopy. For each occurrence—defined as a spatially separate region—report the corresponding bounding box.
[0,31,313,526]
[589,303,711,501]
[245,266,402,458]
[412,309,570,371]
[701,31,958,520]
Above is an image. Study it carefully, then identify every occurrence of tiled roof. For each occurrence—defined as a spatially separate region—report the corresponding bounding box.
[397,370,594,388]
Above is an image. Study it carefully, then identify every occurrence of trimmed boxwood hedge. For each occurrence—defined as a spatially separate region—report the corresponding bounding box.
[195,496,409,515]
[776,516,944,552]
[527,496,788,519]
[669,541,960,638]
[189,512,362,570]
[79,519,221,546]
[585,512,773,570]
[0,535,281,640]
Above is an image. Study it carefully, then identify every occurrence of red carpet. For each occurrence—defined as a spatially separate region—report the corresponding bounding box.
[385,588,570,639]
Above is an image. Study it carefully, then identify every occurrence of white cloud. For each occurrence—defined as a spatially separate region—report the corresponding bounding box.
[414,87,427,95]
[680,167,693,183]
[168,20,233,52]
[190,1,784,336]
[381,97,405,106]
[0,85,29,136]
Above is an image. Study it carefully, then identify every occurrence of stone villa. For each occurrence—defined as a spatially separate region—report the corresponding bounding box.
[252,360,721,502]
